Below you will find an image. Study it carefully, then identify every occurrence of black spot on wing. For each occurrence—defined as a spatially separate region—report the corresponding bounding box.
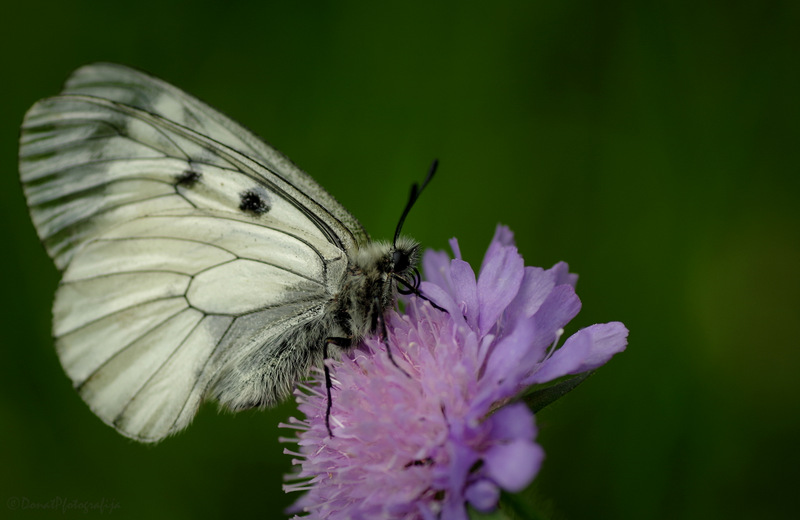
[239,188,270,215]
[175,170,201,187]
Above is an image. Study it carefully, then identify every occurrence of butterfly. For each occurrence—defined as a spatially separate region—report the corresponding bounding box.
[19,63,436,442]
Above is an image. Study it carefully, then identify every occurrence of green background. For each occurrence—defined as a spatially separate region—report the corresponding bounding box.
[2,1,798,518]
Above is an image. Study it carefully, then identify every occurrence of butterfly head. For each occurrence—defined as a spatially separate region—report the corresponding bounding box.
[389,235,420,287]
[354,237,420,286]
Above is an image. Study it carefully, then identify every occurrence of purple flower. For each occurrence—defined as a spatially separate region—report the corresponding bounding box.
[281,226,628,519]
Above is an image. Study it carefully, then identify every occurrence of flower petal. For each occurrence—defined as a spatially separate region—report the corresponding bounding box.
[529,284,582,357]
[478,320,537,406]
[527,322,629,384]
[548,261,578,287]
[484,439,544,493]
[418,281,461,324]
[488,402,536,441]
[422,249,454,294]
[449,237,463,260]
[477,244,524,335]
[440,499,469,520]
[451,259,479,328]
[480,225,516,276]
[504,266,556,327]
[465,480,500,512]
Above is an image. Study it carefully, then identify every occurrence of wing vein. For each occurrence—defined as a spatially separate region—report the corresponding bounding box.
[112,314,208,426]
[169,317,236,432]
[57,296,190,337]
[74,306,192,388]
[38,193,188,242]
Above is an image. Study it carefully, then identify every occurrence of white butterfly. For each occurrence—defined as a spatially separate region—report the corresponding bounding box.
[19,63,431,442]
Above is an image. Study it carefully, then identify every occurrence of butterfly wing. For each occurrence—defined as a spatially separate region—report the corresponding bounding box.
[21,62,368,269]
[19,64,361,441]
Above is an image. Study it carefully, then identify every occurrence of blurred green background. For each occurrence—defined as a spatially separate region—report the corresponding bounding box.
[2,1,798,519]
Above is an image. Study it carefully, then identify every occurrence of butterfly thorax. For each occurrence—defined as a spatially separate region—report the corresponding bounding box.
[333,237,420,341]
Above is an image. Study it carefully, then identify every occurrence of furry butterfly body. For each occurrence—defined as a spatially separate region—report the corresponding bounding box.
[19,63,420,442]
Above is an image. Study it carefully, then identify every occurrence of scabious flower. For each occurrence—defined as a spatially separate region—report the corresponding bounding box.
[281,226,628,519]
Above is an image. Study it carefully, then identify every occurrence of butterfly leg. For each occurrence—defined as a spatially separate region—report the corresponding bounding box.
[323,336,352,437]
[376,308,412,379]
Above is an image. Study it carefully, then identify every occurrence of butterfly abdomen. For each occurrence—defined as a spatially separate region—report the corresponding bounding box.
[209,312,338,411]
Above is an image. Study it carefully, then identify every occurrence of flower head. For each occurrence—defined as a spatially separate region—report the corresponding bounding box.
[282,226,628,519]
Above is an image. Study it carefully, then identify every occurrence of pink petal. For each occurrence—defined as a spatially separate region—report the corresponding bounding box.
[477,244,524,335]
[484,439,544,492]
[528,322,629,384]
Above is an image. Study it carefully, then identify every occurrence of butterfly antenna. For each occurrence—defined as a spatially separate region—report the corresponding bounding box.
[393,159,439,246]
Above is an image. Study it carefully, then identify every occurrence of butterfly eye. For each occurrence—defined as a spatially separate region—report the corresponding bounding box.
[392,249,410,274]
